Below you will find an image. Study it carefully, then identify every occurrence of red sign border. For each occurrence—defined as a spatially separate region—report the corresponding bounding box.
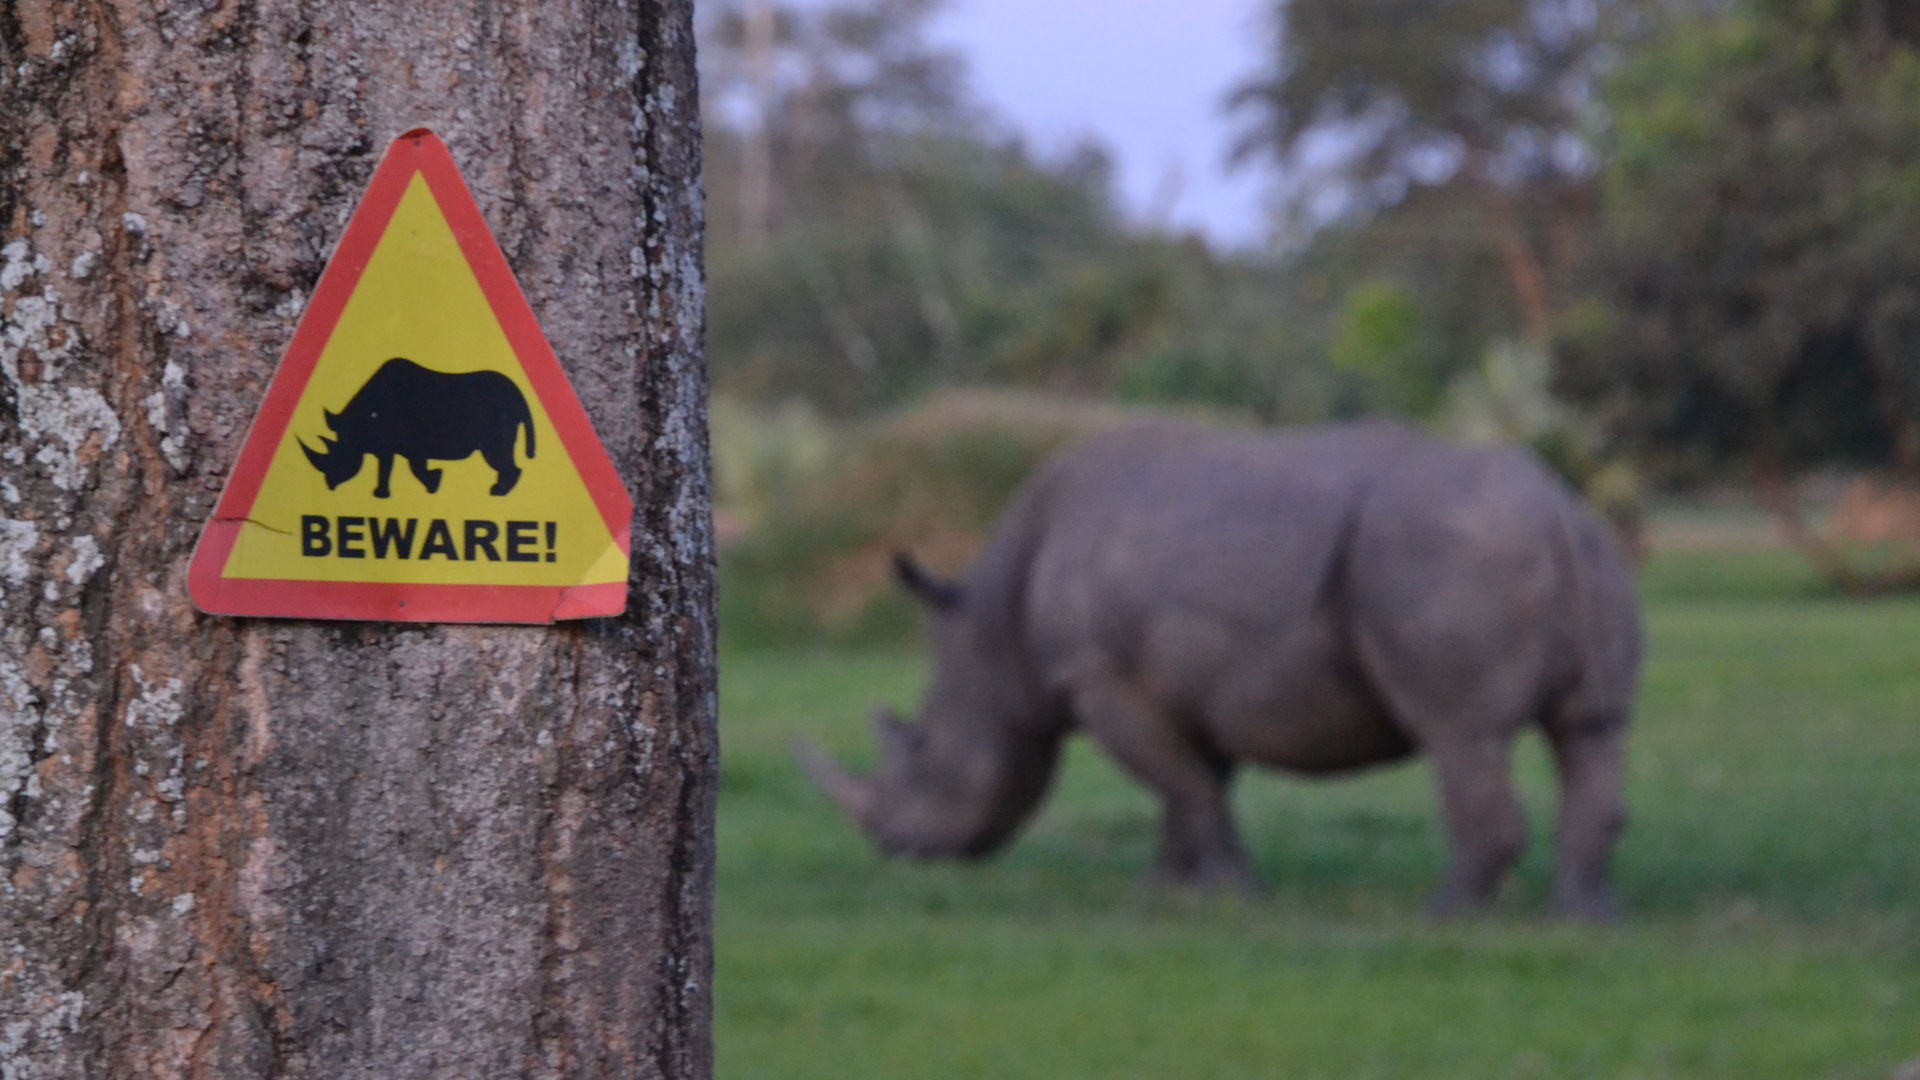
[188,129,634,623]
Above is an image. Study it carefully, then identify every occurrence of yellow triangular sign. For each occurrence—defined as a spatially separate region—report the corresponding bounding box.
[190,129,632,622]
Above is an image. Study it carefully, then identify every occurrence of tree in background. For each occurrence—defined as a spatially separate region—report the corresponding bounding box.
[0,2,716,1075]
[1226,0,1642,530]
[703,0,975,249]
[1230,0,1622,346]
[698,0,1327,421]
[1562,0,1920,588]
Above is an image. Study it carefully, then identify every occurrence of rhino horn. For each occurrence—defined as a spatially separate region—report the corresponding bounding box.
[793,739,876,825]
[323,408,342,430]
[297,437,333,472]
[892,552,964,610]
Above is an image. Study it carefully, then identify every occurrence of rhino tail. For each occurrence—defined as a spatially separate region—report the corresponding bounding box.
[519,394,536,459]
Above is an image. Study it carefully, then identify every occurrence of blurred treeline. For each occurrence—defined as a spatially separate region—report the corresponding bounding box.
[703,0,1338,423]
[701,0,1920,640]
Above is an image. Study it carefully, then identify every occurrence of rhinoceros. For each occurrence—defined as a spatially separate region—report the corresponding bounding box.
[299,357,536,498]
[796,420,1641,918]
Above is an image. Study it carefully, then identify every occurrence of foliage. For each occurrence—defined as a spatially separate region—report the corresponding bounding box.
[699,0,1623,446]
[1229,0,1618,226]
[714,546,1920,1078]
[1330,282,1448,416]
[1562,0,1920,478]
[710,395,843,535]
[701,0,1332,421]
[1442,340,1643,530]
[716,391,1158,648]
[1229,0,1623,373]
[1554,0,1920,586]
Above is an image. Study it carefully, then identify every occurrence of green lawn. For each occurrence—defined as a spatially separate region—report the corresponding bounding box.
[714,549,1920,1079]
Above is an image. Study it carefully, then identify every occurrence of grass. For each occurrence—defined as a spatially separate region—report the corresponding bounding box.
[714,547,1920,1079]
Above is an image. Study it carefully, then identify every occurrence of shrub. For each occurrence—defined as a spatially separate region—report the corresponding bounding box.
[717,390,1164,649]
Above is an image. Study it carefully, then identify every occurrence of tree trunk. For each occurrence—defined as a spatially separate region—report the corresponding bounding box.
[1464,150,1555,348]
[1479,184,1555,348]
[0,3,714,1078]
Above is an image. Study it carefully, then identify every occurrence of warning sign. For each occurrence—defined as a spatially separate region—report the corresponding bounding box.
[189,129,634,623]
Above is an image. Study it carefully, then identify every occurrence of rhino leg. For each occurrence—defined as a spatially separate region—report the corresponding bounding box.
[482,441,522,496]
[1068,665,1258,894]
[407,456,443,494]
[1546,723,1626,922]
[1426,737,1526,916]
[1146,782,1255,894]
[372,453,394,499]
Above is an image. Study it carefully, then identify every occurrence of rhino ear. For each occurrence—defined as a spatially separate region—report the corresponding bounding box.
[872,706,923,761]
[893,552,964,611]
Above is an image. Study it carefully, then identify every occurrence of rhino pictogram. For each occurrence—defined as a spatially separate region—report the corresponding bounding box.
[299,357,536,498]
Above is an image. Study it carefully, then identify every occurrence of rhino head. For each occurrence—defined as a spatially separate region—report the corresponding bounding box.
[795,553,1063,859]
[298,409,365,490]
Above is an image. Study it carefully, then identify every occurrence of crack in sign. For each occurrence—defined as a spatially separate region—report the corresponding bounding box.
[219,515,295,538]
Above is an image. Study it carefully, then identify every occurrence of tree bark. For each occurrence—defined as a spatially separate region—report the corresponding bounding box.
[1,2,714,1078]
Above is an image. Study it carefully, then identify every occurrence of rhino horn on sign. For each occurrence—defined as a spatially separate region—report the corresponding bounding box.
[297,436,339,472]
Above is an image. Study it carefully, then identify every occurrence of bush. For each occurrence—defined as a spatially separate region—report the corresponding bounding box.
[717,390,1171,649]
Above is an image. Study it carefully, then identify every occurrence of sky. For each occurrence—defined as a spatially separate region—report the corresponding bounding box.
[929,0,1277,249]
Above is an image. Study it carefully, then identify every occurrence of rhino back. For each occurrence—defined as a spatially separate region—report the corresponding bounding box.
[1004,422,1418,749]
[1018,423,1401,651]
